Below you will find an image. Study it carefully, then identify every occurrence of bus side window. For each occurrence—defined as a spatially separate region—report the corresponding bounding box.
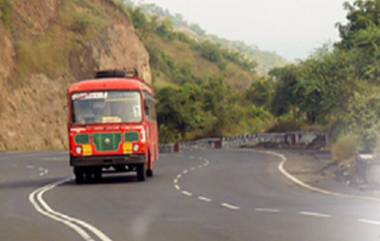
[143,92,157,122]
[151,100,157,121]
[144,100,150,116]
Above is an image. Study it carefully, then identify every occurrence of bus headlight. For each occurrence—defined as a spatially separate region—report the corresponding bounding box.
[75,146,82,155]
[133,144,140,152]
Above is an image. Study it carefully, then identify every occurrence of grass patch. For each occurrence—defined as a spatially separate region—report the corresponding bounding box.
[12,0,113,86]
[267,116,305,133]
[60,0,111,38]
[15,30,72,82]
[331,133,359,163]
[0,0,12,27]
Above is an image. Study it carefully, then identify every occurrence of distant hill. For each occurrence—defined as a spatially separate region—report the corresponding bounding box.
[131,1,288,73]
[124,2,258,90]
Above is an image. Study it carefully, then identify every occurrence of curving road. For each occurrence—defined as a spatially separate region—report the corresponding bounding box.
[1,149,380,241]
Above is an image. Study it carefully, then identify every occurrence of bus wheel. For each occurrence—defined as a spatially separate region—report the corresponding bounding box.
[94,169,102,182]
[136,164,146,182]
[146,169,153,178]
[74,167,85,184]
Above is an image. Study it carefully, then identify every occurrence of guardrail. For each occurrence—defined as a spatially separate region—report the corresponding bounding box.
[160,132,328,153]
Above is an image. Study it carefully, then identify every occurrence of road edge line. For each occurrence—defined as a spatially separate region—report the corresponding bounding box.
[261,150,380,203]
[29,177,113,241]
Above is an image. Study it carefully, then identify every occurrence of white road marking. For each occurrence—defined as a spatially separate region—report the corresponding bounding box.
[255,208,280,213]
[221,203,240,210]
[177,174,182,179]
[358,219,380,225]
[38,169,49,177]
[41,157,63,161]
[29,177,113,241]
[173,179,178,184]
[190,167,196,171]
[258,150,380,202]
[181,191,192,196]
[174,185,180,190]
[299,211,331,218]
[197,165,203,168]
[198,196,212,202]
[182,170,188,174]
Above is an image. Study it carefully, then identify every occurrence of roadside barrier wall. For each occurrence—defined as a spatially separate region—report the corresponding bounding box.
[159,132,327,153]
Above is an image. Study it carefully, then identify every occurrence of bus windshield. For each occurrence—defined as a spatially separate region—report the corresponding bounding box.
[71,91,142,125]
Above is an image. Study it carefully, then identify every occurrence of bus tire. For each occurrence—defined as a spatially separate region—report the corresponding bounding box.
[94,169,102,182]
[146,169,153,177]
[136,164,146,182]
[74,167,85,184]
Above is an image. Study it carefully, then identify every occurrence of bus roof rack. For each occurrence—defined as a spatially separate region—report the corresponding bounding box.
[95,69,139,79]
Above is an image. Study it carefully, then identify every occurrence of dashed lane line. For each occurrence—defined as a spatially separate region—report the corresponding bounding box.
[221,203,240,210]
[255,208,280,213]
[358,219,380,225]
[198,196,212,202]
[182,191,193,197]
[299,211,331,218]
[173,152,380,227]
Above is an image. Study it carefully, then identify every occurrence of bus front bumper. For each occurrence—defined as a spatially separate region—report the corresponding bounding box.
[70,155,146,167]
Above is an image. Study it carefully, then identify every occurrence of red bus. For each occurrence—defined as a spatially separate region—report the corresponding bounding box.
[67,70,159,183]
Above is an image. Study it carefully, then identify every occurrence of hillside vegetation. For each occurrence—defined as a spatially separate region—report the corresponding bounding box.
[267,0,380,157]
[123,3,277,142]
[5,0,369,151]
[0,0,277,150]
[0,0,150,151]
[129,0,380,151]
[127,6,259,90]
[129,1,288,74]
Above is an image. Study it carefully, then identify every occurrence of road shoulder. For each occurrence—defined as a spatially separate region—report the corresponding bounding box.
[265,149,380,200]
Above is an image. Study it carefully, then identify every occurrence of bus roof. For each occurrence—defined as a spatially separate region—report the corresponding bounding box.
[68,78,154,95]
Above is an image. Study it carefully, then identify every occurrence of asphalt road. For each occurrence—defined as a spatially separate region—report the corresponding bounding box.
[1,149,380,241]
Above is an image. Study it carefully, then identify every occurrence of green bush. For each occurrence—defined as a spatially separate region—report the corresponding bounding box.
[70,15,91,34]
[159,124,180,144]
[331,133,360,163]
[267,114,304,133]
[0,0,12,27]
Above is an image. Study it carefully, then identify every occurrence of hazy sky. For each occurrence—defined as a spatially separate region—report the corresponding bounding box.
[136,0,352,61]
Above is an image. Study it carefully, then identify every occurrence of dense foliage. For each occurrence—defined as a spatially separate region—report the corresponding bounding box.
[156,77,275,143]
[125,0,380,150]
[270,0,380,152]
[121,4,276,143]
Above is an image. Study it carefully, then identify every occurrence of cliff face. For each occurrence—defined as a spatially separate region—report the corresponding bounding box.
[0,0,151,151]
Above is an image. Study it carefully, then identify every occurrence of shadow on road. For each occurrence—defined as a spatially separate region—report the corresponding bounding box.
[61,174,144,186]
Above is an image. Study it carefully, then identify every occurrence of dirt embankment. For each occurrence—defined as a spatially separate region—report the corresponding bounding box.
[0,0,151,151]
